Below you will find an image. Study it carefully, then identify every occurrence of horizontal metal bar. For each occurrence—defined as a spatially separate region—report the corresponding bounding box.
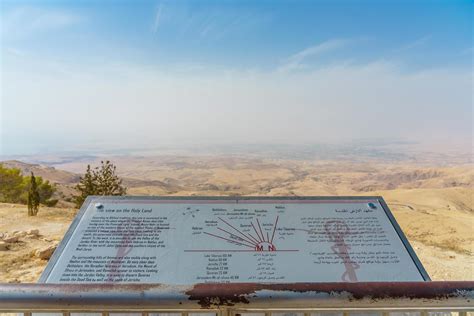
[1,309,473,313]
[0,282,473,311]
[0,311,472,315]
[1,310,473,315]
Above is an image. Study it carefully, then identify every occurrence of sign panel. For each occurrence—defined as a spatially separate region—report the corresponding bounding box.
[40,197,429,283]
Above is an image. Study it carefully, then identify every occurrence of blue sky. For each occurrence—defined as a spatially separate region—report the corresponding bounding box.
[0,0,472,155]
[2,0,471,69]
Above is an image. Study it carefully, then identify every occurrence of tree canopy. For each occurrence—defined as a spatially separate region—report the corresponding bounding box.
[0,164,58,207]
[74,161,126,208]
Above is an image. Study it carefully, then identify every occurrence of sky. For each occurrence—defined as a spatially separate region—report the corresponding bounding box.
[0,0,472,155]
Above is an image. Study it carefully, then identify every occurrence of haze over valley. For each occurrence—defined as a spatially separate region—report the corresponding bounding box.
[0,142,472,282]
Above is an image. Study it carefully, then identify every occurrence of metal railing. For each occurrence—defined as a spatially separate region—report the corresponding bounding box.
[0,282,473,314]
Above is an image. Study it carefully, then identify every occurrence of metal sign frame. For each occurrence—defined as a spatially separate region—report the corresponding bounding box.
[39,195,430,283]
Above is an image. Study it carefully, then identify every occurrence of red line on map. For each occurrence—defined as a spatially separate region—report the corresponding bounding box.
[203,232,254,248]
[251,222,263,242]
[217,227,257,246]
[270,216,279,243]
[256,218,265,242]
[204,216,285,252]
[218,216,258,245]
[247,233,260,244]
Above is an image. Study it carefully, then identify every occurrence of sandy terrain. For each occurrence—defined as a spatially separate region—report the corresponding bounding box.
[0,156,472,282]
[0,204,77,282]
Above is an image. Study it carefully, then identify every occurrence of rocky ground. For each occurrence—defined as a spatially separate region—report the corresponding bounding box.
[0,204,76,282]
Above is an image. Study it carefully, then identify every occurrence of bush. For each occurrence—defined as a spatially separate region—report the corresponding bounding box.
[20,175,58,207]
[0,164,24,203]
[0,164,58,207]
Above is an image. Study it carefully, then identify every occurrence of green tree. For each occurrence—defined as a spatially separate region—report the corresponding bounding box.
[0,164,24,203]
[20,176,58,207]
[74,165,97,208]
[27,172,40,216]
[95,160,127,196]
[73,161,126,208]
[0,164,58,207]
[37,178,58,207]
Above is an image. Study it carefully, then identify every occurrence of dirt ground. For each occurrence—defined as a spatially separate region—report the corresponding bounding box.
[0,204,77,283]
[0,187,472,282]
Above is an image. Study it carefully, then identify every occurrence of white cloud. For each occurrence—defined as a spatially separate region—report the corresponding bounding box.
[151,3,163,34]
[1,6,81,39]
[277,39,352,73]
[149,4,272,42]
[395,35,432,53]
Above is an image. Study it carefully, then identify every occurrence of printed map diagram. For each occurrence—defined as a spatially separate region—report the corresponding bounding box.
[198,216,298,252]
[40,198,428,284]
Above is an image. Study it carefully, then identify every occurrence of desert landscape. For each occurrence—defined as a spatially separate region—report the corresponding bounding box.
[0,148,472,282]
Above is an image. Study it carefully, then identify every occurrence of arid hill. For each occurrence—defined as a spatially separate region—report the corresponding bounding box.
[6,156,472,198]
[0,156,472,282]
[1,160,80,184]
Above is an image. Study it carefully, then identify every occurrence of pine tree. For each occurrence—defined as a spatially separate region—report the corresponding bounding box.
[27,172,40,216]
[74,165,97,208]
[73,162,126,208]
[95,160,126,196]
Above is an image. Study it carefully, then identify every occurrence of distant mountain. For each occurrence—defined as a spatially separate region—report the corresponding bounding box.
[0,160,182,196]
[0,160,80,184]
